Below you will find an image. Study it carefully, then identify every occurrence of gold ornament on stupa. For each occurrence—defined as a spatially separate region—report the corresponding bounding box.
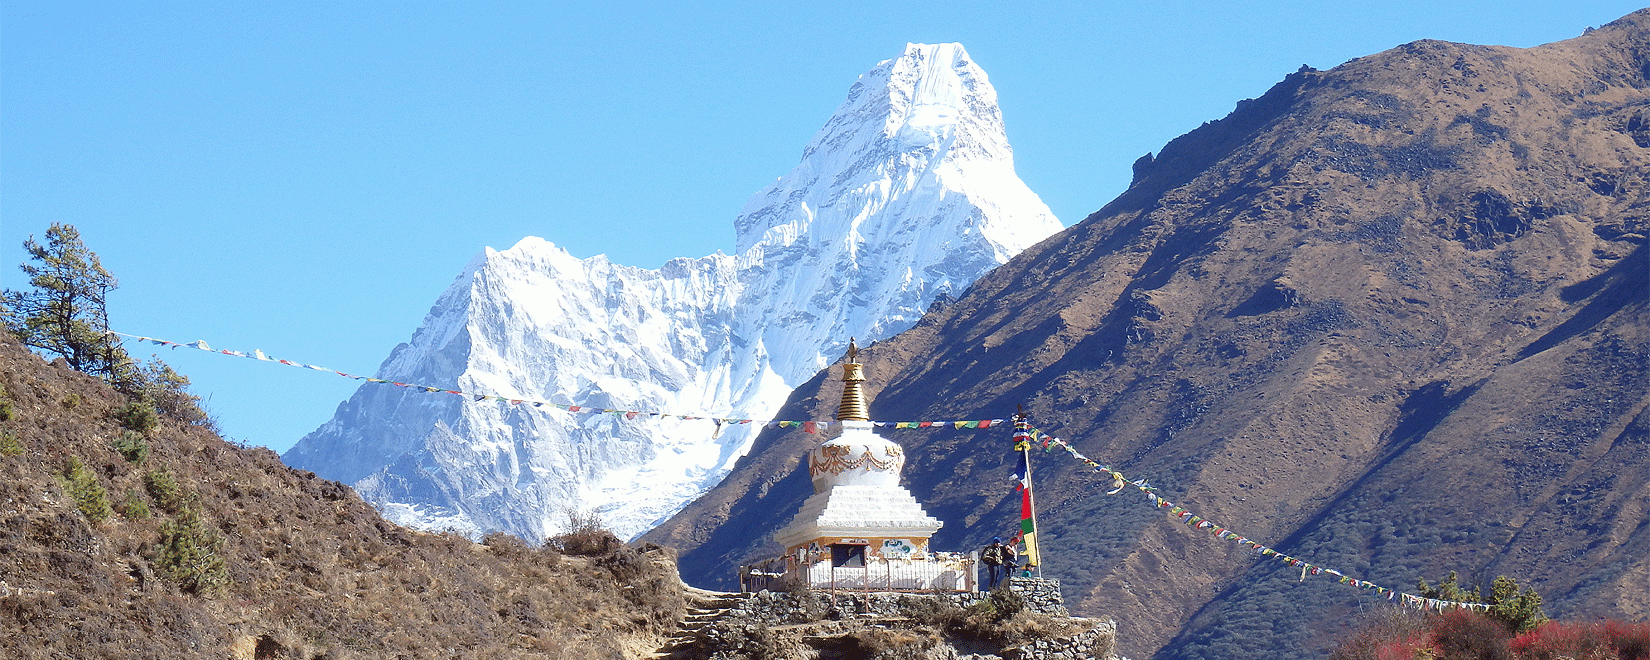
[835,338,869,422]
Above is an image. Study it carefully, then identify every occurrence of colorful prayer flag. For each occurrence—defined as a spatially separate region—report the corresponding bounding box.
[1011,426,1041,568]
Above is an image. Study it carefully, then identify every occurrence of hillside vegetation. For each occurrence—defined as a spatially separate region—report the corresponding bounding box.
[0,332,684,659]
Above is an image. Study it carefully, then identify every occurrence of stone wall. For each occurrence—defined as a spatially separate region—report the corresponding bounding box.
[998,626,1115,660]
[708,578,1117,659]
[731,577,1069,622]
[955,577,1070,617]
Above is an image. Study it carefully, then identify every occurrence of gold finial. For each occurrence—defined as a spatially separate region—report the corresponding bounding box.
[836,338,869,422]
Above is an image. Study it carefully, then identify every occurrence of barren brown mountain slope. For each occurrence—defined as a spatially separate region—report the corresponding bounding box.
[643,11,1650,660]
[0,333,685,659]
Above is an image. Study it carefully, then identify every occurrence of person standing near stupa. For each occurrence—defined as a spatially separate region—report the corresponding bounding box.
[981,537,1007,589]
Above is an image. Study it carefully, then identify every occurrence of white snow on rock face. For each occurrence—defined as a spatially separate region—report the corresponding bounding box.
[282,43,1062,541]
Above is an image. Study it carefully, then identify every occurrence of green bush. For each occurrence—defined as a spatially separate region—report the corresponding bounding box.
[117,488,151,520]
[62,456,111,523]
[133,357,214,430]
[1418,571,1546,633]
[144,469,185,514]
[0,429,21,457]
[1486,575,1547,633]
[0,383,14,421]
[111,430,149,463]
[115,399,159,434]
[61,392,81,409]
[152,501,229,596]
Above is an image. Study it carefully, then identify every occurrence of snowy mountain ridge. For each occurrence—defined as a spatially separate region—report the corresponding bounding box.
[283,43,1063,540]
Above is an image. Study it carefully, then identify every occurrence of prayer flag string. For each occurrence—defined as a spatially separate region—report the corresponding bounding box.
[1018,420,1485,612]
[108,331,1004,432]
[106,331,1481,610]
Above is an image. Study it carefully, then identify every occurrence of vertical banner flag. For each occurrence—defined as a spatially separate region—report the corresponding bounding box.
[1012,418,1041,568]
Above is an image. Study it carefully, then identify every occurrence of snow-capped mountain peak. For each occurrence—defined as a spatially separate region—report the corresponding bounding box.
[284,43,1061,540]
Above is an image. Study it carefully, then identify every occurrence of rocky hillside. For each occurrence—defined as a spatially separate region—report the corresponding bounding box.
[0,332,684,659]
[644,10,1650,660]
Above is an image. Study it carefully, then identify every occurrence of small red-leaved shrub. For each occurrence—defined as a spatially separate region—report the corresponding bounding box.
[1602,620,1650,660]
[1335,607,1648,660]
[1373,633,1433,660]
[1510,620,1650,660]
[1511,620,1614,660]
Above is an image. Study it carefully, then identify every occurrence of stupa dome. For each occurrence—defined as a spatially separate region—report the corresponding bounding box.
[808,422,904,493]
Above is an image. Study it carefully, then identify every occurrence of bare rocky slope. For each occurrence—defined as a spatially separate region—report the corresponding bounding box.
[643,11,1650,660]
[0,333,685,659]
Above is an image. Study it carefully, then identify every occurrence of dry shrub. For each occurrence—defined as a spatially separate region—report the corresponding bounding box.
[990,610,1088,647]
[481,531,528,559]
[1432,609,1513,660]
[0,593,53,626]
[1332,606,1434,660]
[896,594,952,621]
[597,544,648,582]
[550,528,622,556]
[546,507,622,556]
[911,591,1081,648]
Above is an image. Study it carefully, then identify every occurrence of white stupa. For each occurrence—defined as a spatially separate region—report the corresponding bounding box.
[774,340,966,590]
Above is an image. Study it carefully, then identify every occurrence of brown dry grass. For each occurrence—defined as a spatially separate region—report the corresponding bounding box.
[0,332,685,659]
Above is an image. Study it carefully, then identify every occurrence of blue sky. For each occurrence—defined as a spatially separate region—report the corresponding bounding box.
[2,1,1641,453]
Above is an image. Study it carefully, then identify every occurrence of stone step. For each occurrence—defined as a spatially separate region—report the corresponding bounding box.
[651,589,750,657]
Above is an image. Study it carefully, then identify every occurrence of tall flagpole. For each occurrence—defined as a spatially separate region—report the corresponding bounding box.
[1014,409,1043,578]
[1026,426,1043,579]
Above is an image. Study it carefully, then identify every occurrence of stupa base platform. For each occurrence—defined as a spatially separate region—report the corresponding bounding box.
[740,552,978,592]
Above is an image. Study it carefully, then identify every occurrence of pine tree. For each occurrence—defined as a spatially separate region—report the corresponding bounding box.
[153,499,230,595]
[1,223,132,379]
[1419,571,1547,633]
[3,223,214,427]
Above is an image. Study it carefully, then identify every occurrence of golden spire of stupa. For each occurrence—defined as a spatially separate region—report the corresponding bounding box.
[835,338,869,422]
